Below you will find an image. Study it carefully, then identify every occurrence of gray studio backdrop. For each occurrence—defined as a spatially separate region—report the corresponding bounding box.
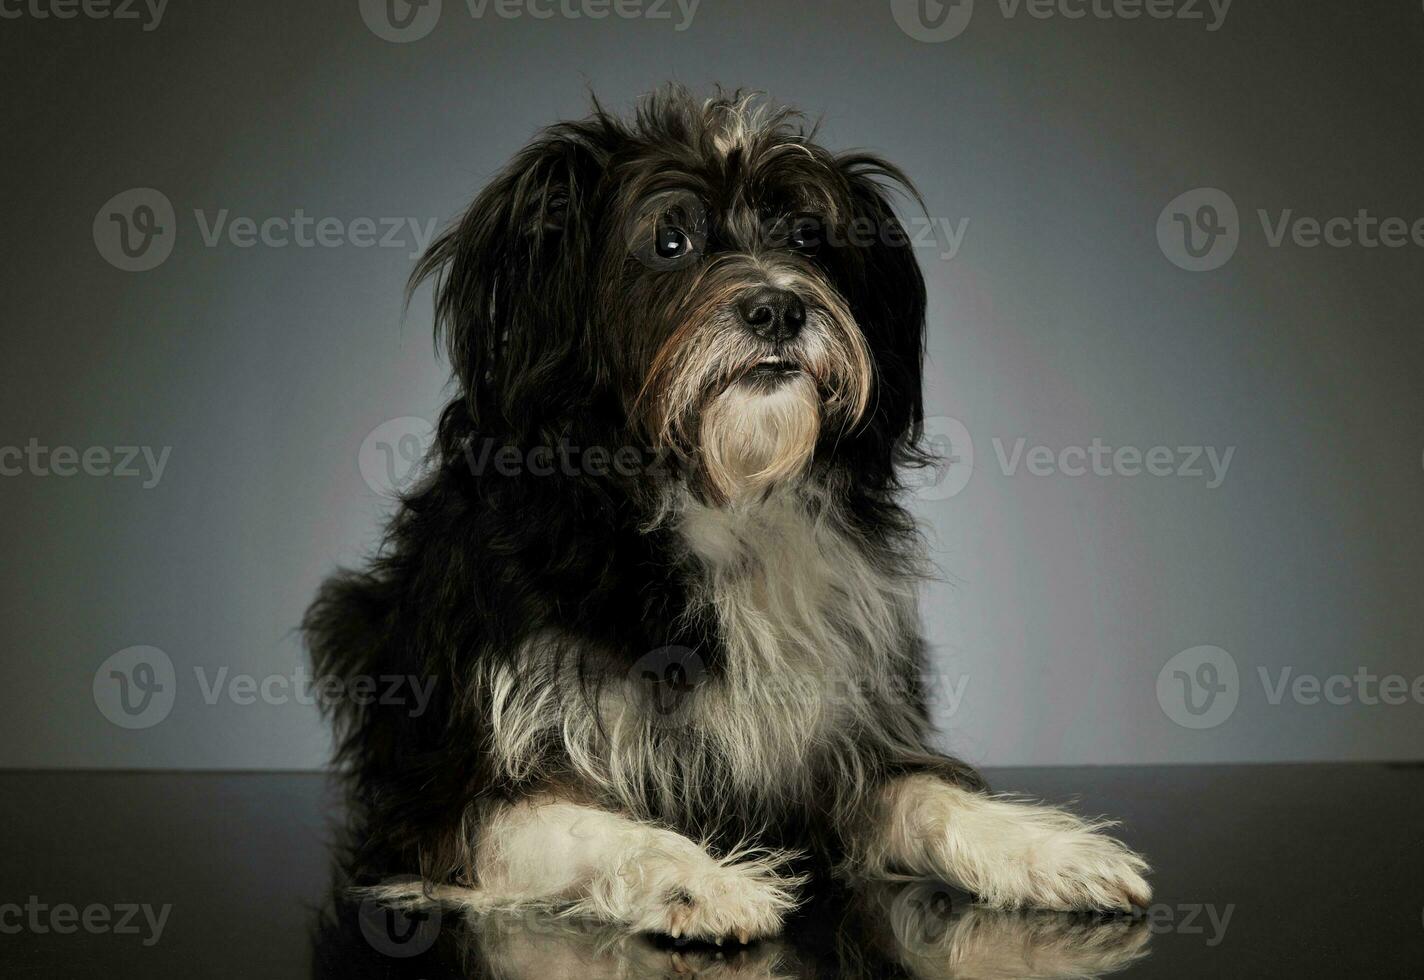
[2,0,1421,770]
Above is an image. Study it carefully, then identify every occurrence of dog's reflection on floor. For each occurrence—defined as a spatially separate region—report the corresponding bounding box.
[315,879,1149,979]
[461,915,792,980]
[860,881,1150,979]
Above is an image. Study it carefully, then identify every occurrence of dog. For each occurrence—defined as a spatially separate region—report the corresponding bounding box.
[305,86,1150,943]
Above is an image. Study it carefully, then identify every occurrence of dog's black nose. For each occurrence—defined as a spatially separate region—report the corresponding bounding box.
[737,288,806,343]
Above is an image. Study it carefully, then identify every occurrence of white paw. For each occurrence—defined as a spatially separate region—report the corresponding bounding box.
[967,809,1151,913]
[1021,826,1150,913]
[592,846,802,942]
[888,780,1152,914]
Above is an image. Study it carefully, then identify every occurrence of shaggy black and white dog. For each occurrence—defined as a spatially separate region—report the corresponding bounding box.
[306,87,1150,943]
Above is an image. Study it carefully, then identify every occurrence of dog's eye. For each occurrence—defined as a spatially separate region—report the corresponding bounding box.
[655,224,695,259]
[786,217,822,253]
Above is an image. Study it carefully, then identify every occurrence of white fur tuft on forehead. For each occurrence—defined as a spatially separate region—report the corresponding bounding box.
[706,92,780,157]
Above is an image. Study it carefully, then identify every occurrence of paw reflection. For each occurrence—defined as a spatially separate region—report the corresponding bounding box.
[316,877,1149,979]
[462,912,793,980]
[869,880,1151,978]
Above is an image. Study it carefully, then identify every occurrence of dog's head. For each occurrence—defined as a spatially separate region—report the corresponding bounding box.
[415,87,928,502]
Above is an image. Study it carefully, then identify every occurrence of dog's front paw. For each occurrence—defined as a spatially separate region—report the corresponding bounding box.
[594,845,802,943]
[886,780,1151,914]
[641,856,799,943]
[995,824,1150,913]
[962,807,1151,913]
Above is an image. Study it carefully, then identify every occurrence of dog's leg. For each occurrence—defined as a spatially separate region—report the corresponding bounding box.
[366,797,800,941]
[856,775,1151,912]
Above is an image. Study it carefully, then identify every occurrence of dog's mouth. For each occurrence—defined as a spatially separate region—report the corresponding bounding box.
[744,356,803,382]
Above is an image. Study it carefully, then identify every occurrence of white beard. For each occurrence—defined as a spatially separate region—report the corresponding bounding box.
[697,374,822,502]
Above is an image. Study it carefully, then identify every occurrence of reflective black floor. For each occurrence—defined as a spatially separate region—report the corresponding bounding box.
[1,765,1420,977]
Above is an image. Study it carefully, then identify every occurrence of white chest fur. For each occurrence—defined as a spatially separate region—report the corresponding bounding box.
[488,487,928,826]
[675,488,916,689]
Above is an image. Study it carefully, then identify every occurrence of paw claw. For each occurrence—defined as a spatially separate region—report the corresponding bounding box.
[621,849,798,942]
[1022,835,1153,913]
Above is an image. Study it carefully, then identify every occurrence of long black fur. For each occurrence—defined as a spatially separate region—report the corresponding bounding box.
[304,85,983,889]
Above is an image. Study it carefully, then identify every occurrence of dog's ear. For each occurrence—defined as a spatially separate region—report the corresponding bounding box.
[833,155,930,478]
[411,125,609,435]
